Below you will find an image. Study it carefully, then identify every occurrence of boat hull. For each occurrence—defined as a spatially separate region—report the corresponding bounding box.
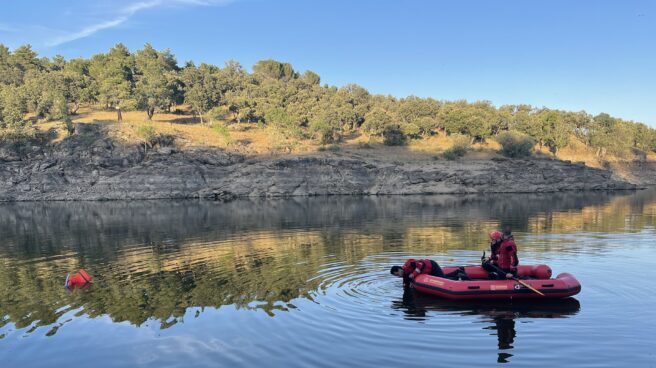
[413,265,581,300]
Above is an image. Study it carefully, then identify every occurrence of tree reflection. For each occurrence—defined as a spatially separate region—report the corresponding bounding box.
[0,189,651,336]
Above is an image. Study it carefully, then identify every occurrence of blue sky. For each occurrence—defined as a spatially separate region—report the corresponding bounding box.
[1,0,654,125]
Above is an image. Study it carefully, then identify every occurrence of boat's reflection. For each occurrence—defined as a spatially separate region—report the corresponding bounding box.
[392,290,581,363]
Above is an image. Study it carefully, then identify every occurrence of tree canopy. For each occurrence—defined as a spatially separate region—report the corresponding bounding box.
[1,43,654,154]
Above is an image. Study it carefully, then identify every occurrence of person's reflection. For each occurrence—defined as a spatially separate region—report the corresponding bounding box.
[392,289,580,364]
[390,287,427,319]
[484,315,516,363]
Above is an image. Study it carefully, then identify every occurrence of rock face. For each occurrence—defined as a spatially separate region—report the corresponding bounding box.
[608,161,656,186]
[0,126,638,201]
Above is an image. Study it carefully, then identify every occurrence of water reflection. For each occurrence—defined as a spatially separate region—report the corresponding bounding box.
[0,190,653,333]
[0,189,655,367]
[393,290,580,364]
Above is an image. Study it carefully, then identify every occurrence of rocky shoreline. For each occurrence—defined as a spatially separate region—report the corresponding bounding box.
[0,125,642,201]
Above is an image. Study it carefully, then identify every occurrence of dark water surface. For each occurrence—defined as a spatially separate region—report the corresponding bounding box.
[1,190,655,367]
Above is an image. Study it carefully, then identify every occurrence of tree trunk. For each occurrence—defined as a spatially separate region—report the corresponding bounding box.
[199,111,204,124]
[116,108,123,123]
[147,107,154,120]
[72,102,79,114]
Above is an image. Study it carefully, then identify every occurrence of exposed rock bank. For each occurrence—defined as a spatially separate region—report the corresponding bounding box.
[0,125,638,201]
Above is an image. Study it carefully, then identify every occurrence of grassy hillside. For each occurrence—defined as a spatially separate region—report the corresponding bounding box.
[35,106,656,169]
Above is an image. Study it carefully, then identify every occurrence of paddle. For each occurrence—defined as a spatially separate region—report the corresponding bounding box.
[514,278,545,296]
[482,251,545,296]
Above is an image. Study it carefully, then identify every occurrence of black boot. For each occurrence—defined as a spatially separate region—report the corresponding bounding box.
[458,271,471,281]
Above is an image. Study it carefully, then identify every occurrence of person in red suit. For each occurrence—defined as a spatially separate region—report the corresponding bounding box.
[390,259,469,287]
[483,228,519,279]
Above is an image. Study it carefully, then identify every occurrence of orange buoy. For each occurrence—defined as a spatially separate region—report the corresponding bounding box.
[65,269,93,289]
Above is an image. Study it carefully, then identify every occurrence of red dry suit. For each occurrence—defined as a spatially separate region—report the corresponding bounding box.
[491,238,519,272]
[401,259,435,283]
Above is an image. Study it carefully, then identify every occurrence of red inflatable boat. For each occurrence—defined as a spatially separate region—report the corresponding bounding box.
[413,264,581,300]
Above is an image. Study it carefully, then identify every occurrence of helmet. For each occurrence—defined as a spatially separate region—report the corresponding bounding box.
[489,231,503,241]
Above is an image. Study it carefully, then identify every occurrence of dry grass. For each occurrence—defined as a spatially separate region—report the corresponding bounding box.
[29,106,655,166]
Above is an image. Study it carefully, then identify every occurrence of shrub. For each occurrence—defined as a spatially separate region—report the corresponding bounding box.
[317,144,340,152]
[496,131,535,158]
[48,97,70,121]
[383,124,406,146]
[401,122,421,139]
[414,116,440,136]
[0,125,38,155]
[208,106,230,123]
[443,136,470,160]
[362,108,392,136]
[136,123,157,151]
[64,118,75,136]
[265,108,303,139]
[156,134,176,147]
[309,118,341,144]
[211,123,230,140]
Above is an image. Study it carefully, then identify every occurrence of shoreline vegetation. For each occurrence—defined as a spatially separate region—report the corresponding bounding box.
[1,43,654,201]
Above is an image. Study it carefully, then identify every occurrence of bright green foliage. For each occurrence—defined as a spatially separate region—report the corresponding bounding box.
[253,59,297,81]
[0,42,654,157]
[414,116,441,136]
[337,84,369,130]
[211,123,230,140]
[224,89,258,124]
[62,58,98,113]
[30,71,72,120]
[496,131,535,158]
[301,70,321,85]
[588,113,634,157]
[89,43,135,114]
[265,108,303,138]
[136,123,157,151]
[362,108,393,136]
[536,109,572,154]
[208,106,230,123]
[10,45,42,73]
[0,86,26,127]
[397,96,442,135]
[308,107,343,144]
[632,123,653,151]
[0,44,27,85]
[309,118,341,144]
[134,44,178,119]
[510,105,541,139]
[400,122,421,138]
[440,101,495,141]
[181,63,221,124]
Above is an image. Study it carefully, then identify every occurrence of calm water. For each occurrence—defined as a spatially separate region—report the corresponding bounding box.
[1,190,655,367]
